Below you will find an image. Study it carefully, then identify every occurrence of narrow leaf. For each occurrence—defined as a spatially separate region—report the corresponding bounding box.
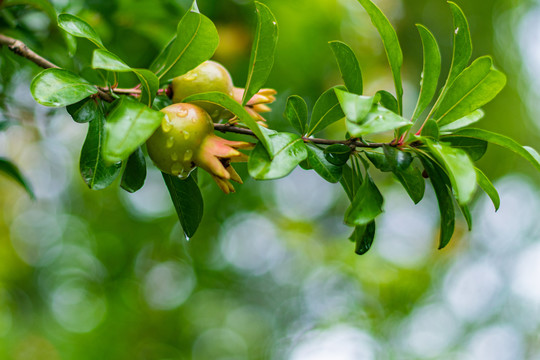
[344,173,384,226]
[376,90,398,114]
[121,148,147,193]
[31,68,97,107]
[357,0,403,114]
[58,13,104,48]
[329,40,363,95]
[307,86,345,136]
[421,157,455,249]
[102,97,164,163]
[162,171,203,238]
[434,56,506,126]
[0,158,34,198]
[350,221,376,255]
[248,132,307,180]
[242,1,278,106]
[426,140,476,205]
[158,11,219,83]
[305,144,342,183]
[460,204,473,231]
[475,167,500,211]
[394,164,425,204]
[340,164,361,200]
[80,111,122,190]
[324,144,351,166]
[440,135,487,161]
[446,2,472,87]
[439,109,484,132]
[284,95,308,135]
[412,24,441,122]
[183,91,273,155]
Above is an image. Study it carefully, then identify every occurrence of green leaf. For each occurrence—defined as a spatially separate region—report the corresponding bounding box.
[0,158,34,198]
[350,221,376,255]
[346,104,409,137]
[248,132,307,180]
[150,36,176,74]
[475,167,500,211]
[162,171,203,238]
[453,128,540,172]
[382,145,413,171]
[425,140,476,205]
[102,97,164,163]
[439,109,484,132]
[121,147,146,193]
[446,2,473,88]
[183,91,273,155]
[324,144,351,166]
[365,150,393,172]
[57,13,104,48]
[335,88,378,124]
[2,0,56,22]
[357,0,403,114]
[440,135,487,161]
[158,11,219,83]
[344,173,383,226]
[31,68,97,107]
[305,144,342,183]
[340,164,361,200]
[92,49,159,106]
[307,86,346,136]
[329,40,363,95]
[421,119,439,140]
[412,25,441,122]
[394,163,425,204]
[460,204,473,231]
[242,1,278,106]
[434,56,506,126]
[376,90,398,114]
[67,98,98,123]
[421,157,455,249]
[80,110,122,190]
[284,95,308,135]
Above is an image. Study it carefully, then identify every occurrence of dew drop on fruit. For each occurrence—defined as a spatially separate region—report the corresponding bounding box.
[161,115,173,132]
[166,137,175,148]
[183,131,190,140]
[184,72,197,81]
[171,162,183,176]
[177,109,188,117]
[171,152,178,161]
[184,149,193,162]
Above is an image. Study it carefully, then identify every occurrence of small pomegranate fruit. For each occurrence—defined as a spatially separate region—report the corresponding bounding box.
[146,103,253,193]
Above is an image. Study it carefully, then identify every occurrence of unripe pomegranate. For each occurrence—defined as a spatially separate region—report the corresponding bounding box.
[169,61,234,120]
[146,103,253,193]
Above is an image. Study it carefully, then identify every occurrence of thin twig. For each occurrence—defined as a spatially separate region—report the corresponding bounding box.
[1,33,392,150]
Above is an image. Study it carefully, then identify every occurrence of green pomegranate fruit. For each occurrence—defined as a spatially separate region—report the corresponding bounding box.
[169,61,234,120]
[146,103,252,193]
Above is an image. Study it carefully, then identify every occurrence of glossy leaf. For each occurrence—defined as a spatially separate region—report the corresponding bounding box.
[121,148,146,193]
[102,97,164,163]
[340,164,361,200]
[0,158,34,198]
[350,221,376,255]
[421,119,439,140]
[150,35,176,74]
[412,25,441,122]
[162,171,203,238]
[395,164,425,204]
[446,2,472,88]
[421,157,455,249]
[376,90,398,114]
[365,150,392,172]
[475,167,500,211]
[454,128,540,172]
[357,0,403,114]
[439,109,484,132]
[58,13,104,48]
[346,104,409,137]
[382,145,413,171]
[335,88,378,124]
[184,91,273,155]
[284,95,308,135]
[31,68,97,107]
[324,144,351,166]
[92,49,159,106]
[242,2,278,106]
[305,144,342,183]
[426,140,476,205]
[440,135,487,161]
[307,86,346,136]
[344,173,383,226]
[80,110,122,190]
[329,40,363,95]
[158,11,219,83]
[67,98,98,123]
[248,132,307,180]
[460,204,473,231]
[434,56,506,126]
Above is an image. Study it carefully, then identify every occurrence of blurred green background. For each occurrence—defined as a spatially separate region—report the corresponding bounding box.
[1,0,540,359]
